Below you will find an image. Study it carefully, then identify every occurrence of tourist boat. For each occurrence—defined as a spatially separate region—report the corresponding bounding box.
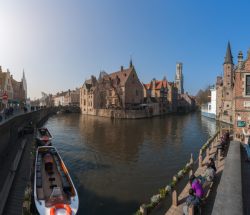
[36,128,53,146]
[34,146,79,215]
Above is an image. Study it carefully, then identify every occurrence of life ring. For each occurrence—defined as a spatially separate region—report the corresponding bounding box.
[41,136,49,141]
[50,204,72,215]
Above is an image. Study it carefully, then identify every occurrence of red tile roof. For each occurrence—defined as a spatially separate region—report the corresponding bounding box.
[103,67,133,86]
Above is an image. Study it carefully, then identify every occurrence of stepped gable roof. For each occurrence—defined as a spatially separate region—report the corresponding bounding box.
[155,80,168,89]
[224,42,234,65]
[143,80,168,90]
[103,67,133,86]
[143,83,151,90]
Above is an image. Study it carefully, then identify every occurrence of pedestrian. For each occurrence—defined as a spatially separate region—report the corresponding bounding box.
[208,157,217,172]
[183,188,201,215]
[189,175,204,199]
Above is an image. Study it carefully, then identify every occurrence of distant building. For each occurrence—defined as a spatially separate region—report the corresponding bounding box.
[201,86,216,119]
[175,62,184,94]
[11,75,26,104]
[22,70,27,100]
[0,67,14,100]
[53,91,68,106]
[167,81,179,112]
[80,61,144,115]
[177,93,196,112]
[0,66,27,108]
[143,78,178,114]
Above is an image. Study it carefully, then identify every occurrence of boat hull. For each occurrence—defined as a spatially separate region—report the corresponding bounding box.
[34,146,79,215]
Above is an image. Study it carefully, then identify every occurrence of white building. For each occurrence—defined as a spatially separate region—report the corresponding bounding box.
[53,92,67,106]
[201,86,216,119]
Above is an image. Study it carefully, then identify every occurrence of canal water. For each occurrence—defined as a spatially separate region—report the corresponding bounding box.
[43,112,216,215]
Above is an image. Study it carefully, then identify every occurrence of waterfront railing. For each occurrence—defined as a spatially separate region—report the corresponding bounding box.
[135,130,222,215]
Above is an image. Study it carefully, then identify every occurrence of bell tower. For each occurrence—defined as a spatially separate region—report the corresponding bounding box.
[175,62,184,94]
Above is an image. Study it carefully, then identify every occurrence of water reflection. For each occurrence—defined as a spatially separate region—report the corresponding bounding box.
[44,112,216,215]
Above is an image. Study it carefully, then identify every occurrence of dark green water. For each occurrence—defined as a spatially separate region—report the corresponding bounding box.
[44,112,216,215]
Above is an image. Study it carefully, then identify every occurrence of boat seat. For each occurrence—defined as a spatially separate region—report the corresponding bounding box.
[62,176,71,192]
[36,163,41,171]
[50,185,57,189]
[36,177,42,188]
[36,172,42,178]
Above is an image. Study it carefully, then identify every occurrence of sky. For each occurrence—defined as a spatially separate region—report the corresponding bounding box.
[0,0,250,99]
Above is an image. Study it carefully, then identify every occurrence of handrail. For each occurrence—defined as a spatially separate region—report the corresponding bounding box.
[134,130,221,215]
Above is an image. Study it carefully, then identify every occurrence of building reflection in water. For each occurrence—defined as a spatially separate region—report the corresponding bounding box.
[44,112,216,215]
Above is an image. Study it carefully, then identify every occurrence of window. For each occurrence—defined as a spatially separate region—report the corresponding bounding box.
[246,75,250,95]
[136,90,138,96]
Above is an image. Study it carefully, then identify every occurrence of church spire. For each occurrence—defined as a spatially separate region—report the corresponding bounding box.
[129,57,133,68]
[224,42,233,65]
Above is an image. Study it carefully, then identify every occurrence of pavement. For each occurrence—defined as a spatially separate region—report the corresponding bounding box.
[211,141,242,215]
[241,144,250,215]
[0,110,25,125]
[0,134,33,215]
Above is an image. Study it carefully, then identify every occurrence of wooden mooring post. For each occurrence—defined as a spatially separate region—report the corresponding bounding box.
[140,205,147,215]
[199,149,203,168]
[172,190,178,207]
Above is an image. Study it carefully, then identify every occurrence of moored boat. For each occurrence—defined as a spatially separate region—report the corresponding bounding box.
[36,128,53,146]
[34,146,79,215]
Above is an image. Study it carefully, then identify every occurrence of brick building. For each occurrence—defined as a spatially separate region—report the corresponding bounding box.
[143,78,179,114]
[143,79,168,114]
[80,61,144,115]
[0,66,27,109]
[216,43,250,134]
[233,49,250,135]
[216,42,234,124]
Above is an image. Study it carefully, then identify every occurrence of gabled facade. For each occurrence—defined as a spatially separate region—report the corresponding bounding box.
[80,62,144,115]
[143,79,170,114]
[0,67,14,100]
[11,75,25,103]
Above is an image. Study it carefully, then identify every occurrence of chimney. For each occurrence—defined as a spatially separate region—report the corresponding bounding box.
[238,51,243,69]
[121,66,123,71]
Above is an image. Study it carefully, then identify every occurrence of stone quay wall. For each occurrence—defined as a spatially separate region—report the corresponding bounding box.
[82,108,153,119]
[0,108,55,158]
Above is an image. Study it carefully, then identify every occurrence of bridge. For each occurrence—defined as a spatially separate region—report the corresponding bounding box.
[57,105,81,113]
